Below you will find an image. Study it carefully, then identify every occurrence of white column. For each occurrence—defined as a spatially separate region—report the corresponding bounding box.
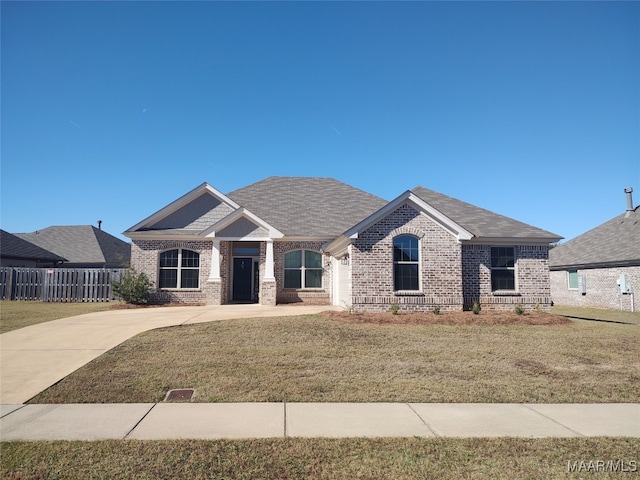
[264,239,275,281]
[208,239,221,282]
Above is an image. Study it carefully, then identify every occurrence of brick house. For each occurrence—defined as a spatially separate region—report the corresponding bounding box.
[550,188,639,312]
[125,177,561,312]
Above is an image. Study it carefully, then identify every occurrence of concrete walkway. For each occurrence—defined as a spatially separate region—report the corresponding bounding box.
[0,304,334,404]
[2,402,638,440]
[1,305,638,441]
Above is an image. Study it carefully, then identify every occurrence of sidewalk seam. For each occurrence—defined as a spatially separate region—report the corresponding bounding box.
[0,404,27,419]
[123,403,158,440]
[406,403,440,437]
[283,402,287,438]
[521,404,584,437]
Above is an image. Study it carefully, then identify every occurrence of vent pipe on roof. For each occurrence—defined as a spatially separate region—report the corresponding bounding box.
[624,188,634,212]
[98,220,102,230]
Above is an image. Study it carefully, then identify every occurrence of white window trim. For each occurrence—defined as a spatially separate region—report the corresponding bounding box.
[284,249,323,290]
[567,270,579,290]
[393,235,422,293]
[159,248,200,290]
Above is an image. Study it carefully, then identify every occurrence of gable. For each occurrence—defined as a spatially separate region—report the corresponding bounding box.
[125,183,242,237]
[216,217,268,239]
[148,193,236,231]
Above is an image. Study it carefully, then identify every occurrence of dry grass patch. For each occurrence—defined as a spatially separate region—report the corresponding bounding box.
[29,312,639,404]
[2,438,638,480]
[0,300,119,334]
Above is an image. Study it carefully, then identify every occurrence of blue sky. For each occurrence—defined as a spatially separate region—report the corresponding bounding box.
[2,1,638,243]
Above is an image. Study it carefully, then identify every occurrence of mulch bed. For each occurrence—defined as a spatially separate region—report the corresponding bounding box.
[319,310,572,326]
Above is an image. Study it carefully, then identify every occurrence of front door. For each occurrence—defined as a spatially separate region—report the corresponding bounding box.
[233,257,255,302]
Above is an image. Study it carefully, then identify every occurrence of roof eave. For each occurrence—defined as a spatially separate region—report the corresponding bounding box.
[550,259,640,270]
[125,231,206,241]
[464,236,563,245]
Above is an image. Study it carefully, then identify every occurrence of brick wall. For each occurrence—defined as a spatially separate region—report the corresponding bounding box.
[347,202,553,313]
[550,265,639,311]
[273,240,331,305]
[350,203,464,312]
[131,239,214,304]
[462,244,553,311]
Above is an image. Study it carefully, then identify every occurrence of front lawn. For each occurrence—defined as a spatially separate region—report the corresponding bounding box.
[2,437,639,480]
[29,311,639,404]
[0,300,118,334]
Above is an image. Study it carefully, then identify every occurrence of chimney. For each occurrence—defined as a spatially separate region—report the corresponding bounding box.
[624,187,634,212]
[98,220,102,230]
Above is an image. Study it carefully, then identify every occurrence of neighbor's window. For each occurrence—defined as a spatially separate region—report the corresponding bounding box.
[393,235,419,291]
[490,246,515,291]
[284,250,322,288]
[567,270,578,289]
[159,249,200,289]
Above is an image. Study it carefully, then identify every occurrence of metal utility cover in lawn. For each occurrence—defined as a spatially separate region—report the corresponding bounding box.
[164,389,195,401]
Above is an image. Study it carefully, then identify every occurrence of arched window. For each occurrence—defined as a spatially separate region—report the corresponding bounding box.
[159,249,200,289]
[284,250,322,289]
[393,235,419,291]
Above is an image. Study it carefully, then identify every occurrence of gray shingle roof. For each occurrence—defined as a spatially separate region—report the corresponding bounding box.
[15,226,130,267]
[1,230,67,263]
[549,208,640,269]
[228,177,388,237]
[412,187,563,241]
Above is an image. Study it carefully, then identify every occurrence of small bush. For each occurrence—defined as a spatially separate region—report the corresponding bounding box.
[390,303,399,315]
[432,305,441,315]
[472,302,481,315]
[515,303,525,315]
[111,269,153,305]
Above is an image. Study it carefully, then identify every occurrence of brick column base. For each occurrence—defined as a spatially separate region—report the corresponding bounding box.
[207,279,223,305]
[260,280,276,306]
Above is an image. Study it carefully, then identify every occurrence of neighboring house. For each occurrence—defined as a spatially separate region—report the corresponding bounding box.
[550,188,639,312]
[0,229,66,267]
[125,177,562,312]
[14,225,131,268]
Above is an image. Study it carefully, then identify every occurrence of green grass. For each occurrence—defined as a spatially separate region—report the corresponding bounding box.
[2,438,638,480]
[0,300,118,334]
[30,313,639,404]
[552,305,639,325]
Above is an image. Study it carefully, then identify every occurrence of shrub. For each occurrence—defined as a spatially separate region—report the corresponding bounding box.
[390,303,399,315]
[515,303,525,315]
[111,269,153,305]
[432,305,441,315]
[472,301,481,315]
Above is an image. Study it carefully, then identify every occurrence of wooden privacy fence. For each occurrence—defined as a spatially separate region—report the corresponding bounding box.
[0,267,126,302]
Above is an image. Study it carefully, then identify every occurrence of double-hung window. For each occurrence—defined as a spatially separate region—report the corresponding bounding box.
[284,250,322,289]
[159,249,200,289]
[567,270,579,289]
[393,235,419,291]
[490,247,515,291]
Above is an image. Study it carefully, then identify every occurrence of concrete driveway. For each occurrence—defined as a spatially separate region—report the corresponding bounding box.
[0,304,334,404]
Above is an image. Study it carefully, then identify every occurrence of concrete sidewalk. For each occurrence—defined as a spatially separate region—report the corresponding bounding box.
[2,402,638,441]
[0,304,334,404]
